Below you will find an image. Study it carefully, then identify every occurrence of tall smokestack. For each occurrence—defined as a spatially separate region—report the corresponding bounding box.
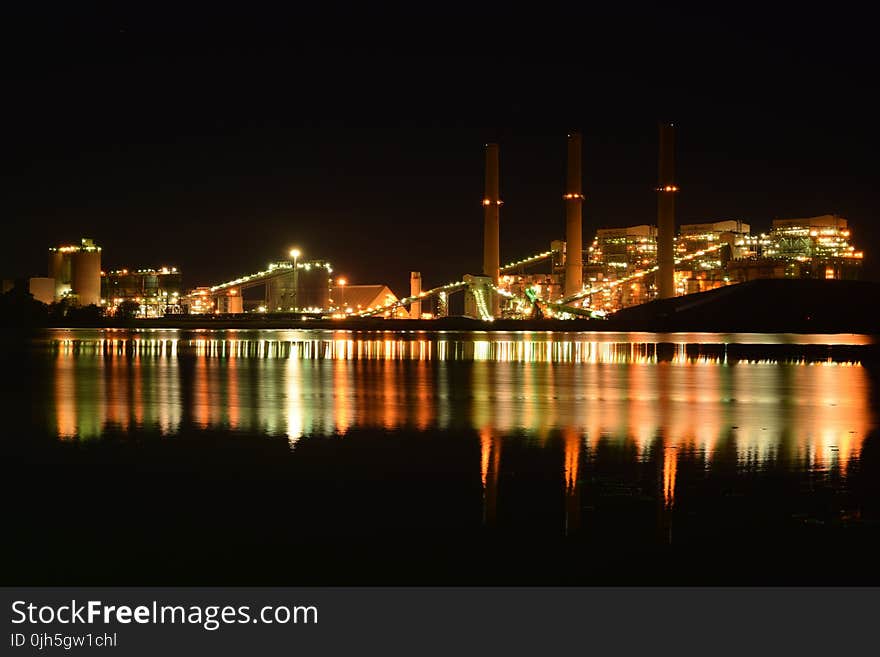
[564,132,584,297]
[656,122,677,300]
[482,143,501,315]
[410,271,422,319]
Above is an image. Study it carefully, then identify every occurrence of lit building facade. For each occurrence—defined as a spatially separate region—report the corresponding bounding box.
[501,273,563,308]
[588,225,658,275]
[577,214,864,313]
[733,232,773,259]
[583,225,657,310]
[102,267,183,317]
[729,215,863,283]
[496,240,566,316]
[675,220,750,294]
[185,287,216,314]
[677,220,751,261]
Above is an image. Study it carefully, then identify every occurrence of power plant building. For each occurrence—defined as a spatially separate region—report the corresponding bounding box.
[728,215,863,282]
[582,225,658,310]
[579,214,865,312]
[102,267,183,317]
[588,225,658,276]
[675,220,750,294]
[48,238,102,306]
[677,220,751,259]
[266,260,332,312]
[186,287,217,314]
[766,215,862,262]
[106,131,865,322]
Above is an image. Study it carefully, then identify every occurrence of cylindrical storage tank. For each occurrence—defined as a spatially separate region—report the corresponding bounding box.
[48,251,71,301]
[71,250,102,306]
[48,251,64,280]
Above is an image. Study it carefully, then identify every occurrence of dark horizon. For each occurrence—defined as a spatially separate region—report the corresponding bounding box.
[6,4,878,296]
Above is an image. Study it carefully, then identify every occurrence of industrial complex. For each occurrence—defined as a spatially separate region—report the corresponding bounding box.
[11,124,866,321]
[31,238,104,307]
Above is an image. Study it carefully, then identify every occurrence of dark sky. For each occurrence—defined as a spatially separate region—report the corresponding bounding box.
[6,3,879,294]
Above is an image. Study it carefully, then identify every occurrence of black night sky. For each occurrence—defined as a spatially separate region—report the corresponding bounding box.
[6,4,879,295]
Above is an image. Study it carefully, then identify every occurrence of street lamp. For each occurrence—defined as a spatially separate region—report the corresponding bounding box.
[337,277,347,312]
[289,248,301,312]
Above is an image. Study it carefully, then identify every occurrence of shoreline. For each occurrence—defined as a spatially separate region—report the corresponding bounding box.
[26,315,880,335]
[5,279,878,335]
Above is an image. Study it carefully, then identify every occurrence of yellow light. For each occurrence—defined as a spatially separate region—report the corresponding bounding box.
[289,248,301,259]
[337,278,347,286]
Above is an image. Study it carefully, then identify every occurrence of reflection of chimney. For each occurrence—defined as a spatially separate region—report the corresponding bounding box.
[564,133,584,297]
[480,427,501,526]
[656,122,677,299]
[563,427,581,535]
[409,271,421,319]
[482,143,501,316]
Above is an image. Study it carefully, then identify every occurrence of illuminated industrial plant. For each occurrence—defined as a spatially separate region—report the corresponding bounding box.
[38,238,103,306]
[29,128,867,322]
[168,209,864,321]
[101,267,183,317]
[326,130,868,319]
[183,258,334,314]
[734,215,865,281]
[179,251,409,317]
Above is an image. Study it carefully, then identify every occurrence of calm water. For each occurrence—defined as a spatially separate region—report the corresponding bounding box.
[3,329,880,584]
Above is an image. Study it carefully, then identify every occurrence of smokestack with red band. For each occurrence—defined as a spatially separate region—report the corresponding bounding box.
[483,143,501,315]
[410,271,421,319]
[564,132,584,297]
[656,122,677,300]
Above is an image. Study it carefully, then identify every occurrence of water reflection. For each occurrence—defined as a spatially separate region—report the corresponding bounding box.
[42,331,875,489]
[563,427,581,535]
[663,446,677,509]
[480,428,502,526]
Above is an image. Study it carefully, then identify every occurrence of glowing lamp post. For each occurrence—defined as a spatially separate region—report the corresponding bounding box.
[289,248,301,312]
[337,278,347,312]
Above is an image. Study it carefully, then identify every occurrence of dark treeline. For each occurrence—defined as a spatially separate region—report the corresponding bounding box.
[0,283,139,330]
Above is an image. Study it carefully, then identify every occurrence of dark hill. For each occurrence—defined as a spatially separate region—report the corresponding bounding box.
[607,279,880,334]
